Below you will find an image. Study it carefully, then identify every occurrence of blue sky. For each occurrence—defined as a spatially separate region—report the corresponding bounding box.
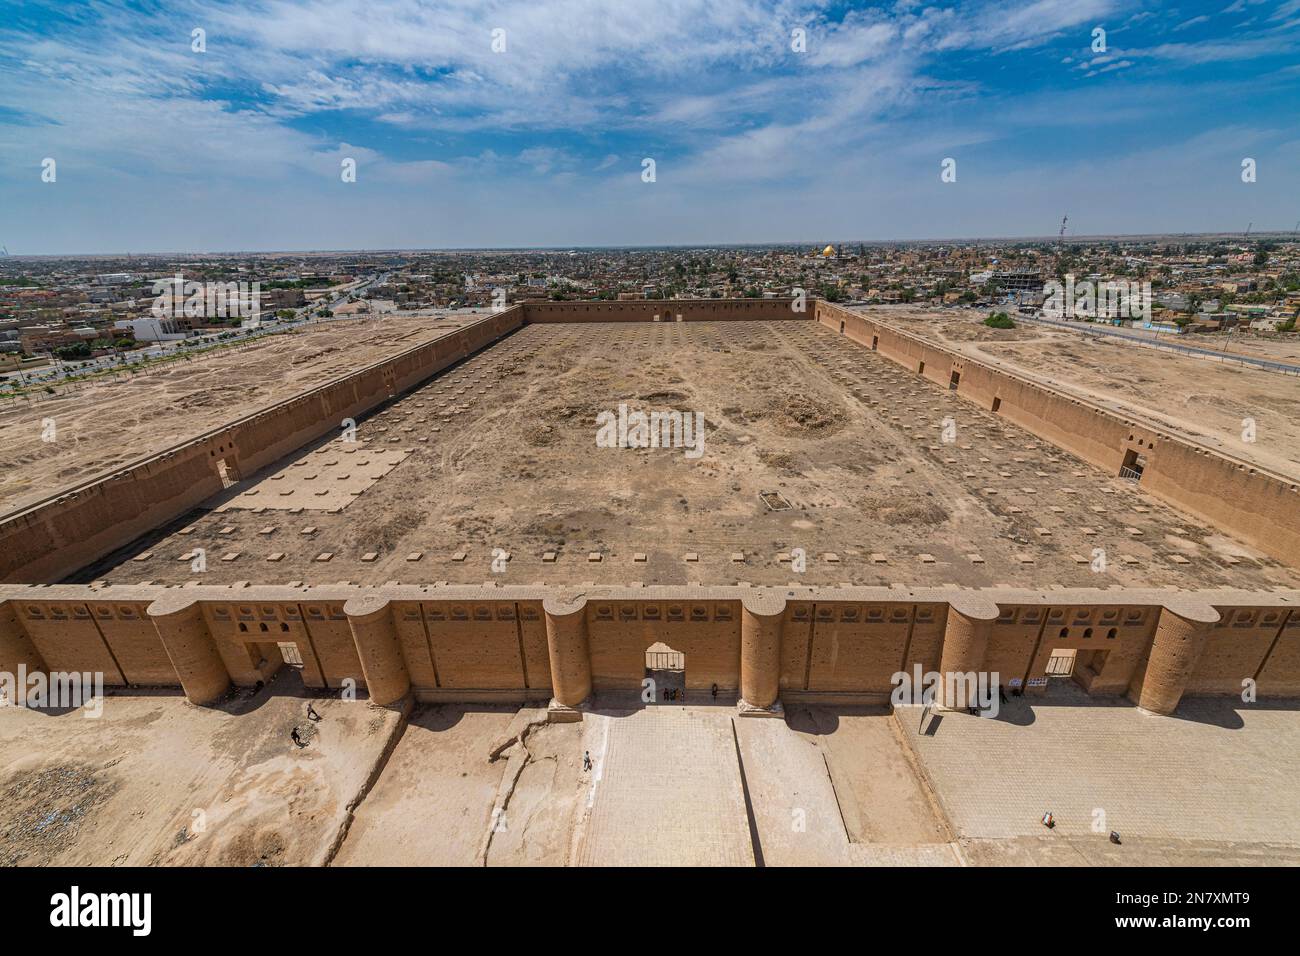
[1,0,1298,253]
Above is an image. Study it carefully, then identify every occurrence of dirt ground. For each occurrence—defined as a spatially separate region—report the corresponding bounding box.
[0,314,474,513]
[0,668,404,866]
[869,305,1300,482]
[87,319,1299,591]
[334,704,587,866]
[9,684,1292,866]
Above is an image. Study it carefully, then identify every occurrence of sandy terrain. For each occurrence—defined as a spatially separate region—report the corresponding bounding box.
[86,320,1299,591]
[867,305,1300,481]
[0,314,474,513]
[0,668,404,866]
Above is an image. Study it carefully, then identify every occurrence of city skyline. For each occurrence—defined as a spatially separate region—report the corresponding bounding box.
[5,230,1300,261]
[2,0,1299,254]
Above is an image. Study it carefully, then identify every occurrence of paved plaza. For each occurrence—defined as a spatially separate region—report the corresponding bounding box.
[575,704,755,866]
[898,683,1300,847]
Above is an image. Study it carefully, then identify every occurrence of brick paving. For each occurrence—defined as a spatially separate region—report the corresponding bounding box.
[576,705,754,866]
[957,835,1300,866]
[898,683,1300,846]
[847,843,962,866]
[734,717,852,866]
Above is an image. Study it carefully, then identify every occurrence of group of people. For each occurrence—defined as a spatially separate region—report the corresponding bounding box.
[289,701,323,747]
[964,683,1014,716]
[659,682,721,702]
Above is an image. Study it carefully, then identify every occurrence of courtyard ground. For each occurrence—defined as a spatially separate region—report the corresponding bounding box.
[0,312,475,512]
[85,320,1298,591]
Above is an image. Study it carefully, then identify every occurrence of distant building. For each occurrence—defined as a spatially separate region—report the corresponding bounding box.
[989,270,1043,293]
[19,324,90,352]
[262,287,306,311]
[114,317,186,342]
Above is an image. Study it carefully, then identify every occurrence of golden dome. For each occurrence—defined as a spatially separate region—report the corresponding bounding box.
[822,245,836,257]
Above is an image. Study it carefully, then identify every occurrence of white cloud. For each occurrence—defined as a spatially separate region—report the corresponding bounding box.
[2,0,1298,251]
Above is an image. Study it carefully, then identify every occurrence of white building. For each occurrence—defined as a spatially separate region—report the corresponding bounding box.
[114,317,187,342]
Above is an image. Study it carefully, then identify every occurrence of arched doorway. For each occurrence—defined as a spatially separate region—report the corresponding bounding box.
[645,641,686,702]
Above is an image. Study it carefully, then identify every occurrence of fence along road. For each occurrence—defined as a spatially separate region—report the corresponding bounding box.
[1017,312,1300,376]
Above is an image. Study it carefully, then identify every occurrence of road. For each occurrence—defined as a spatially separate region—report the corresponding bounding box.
[1,273,381,388]
[1017,313,1300,375]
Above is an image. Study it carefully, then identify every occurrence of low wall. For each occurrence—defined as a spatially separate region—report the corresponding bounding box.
[0,308,525,584]
[816,302,1300,566]
[3,584,1297,715]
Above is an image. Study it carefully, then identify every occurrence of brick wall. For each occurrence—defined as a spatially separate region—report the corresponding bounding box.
[816,301,1300,566]
[3,585,1295,710]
